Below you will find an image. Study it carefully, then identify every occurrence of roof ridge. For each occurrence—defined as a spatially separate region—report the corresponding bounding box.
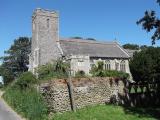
[60,39,117,45]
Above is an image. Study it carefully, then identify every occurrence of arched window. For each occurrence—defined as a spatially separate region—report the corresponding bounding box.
[120,60,126,72]
[115,62,119,71]
[104,60,111,70]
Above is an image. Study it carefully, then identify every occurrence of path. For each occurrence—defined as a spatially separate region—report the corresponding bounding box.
[0,91,24,120]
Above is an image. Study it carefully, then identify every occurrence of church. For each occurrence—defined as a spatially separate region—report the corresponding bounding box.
[29,8,131,76]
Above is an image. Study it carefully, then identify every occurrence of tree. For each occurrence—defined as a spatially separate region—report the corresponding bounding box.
[123,44,140,50]
[137,0,160,44]
[86,38,96,41]
[0,64,14,85]
[71,36,83,39]
[0,37,31,84]
[130,47,160,83]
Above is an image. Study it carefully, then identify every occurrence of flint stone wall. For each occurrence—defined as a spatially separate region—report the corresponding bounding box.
[39,77,125,113]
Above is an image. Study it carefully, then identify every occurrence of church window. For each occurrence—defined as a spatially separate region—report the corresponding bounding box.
[120,60,126,72]
[104,60,111,70]
[115,62,119,71]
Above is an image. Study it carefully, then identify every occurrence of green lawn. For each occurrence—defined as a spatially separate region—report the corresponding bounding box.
[52,105,160,120]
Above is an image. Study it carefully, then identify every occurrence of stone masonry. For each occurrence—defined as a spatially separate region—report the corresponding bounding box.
[39,77,125,113]
[29,8,62,73]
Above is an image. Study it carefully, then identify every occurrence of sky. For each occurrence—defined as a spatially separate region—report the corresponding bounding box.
[0,0,160,58]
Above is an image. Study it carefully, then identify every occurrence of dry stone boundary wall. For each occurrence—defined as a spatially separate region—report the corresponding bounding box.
[39,77,125,113]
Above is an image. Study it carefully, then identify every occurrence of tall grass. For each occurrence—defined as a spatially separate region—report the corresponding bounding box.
[3,87,48,120]
[3,72,48,120]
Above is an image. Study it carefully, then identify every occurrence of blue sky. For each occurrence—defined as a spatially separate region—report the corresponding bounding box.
[0,0,160,58]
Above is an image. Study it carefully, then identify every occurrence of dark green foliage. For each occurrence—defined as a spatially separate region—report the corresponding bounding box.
[86,38,96,41]
[104,70,129,79]
[137,1,160,44]
[37,59,69,80]
[3,87,48,120]
[15,72,37,90]
[90,61,129,79]
[0,65,14,85]
[130,47,160,83]
[123,44,140,50]
[0,37,31,84]
[140,45,148,50]
[75,70,86,78]
[92,70,129,79]
[71,36,83,39]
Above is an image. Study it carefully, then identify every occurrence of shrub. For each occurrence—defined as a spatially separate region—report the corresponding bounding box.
[90,61,129,79]
[36,63,54,80]
[37,60,69,80]
[15,72,37,90]
[90,61,104,77]
[75,70,86,78]
[104,70,129,79]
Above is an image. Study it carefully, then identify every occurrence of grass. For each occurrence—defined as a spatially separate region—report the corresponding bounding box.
[3,86,48,120]
[52,105,160,120]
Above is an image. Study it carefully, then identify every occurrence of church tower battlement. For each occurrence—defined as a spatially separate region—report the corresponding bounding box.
[29,8,61,72]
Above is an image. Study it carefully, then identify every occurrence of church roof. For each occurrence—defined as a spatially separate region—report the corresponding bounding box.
[59,38,130,58]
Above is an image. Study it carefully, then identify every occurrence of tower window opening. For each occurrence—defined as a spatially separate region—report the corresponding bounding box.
[47,19,50,28]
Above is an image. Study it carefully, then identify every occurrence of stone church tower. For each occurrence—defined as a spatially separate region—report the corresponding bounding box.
[29,8,61,72]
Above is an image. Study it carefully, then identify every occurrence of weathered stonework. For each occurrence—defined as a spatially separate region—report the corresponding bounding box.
[29,8,61,73]
[39,77,125,113]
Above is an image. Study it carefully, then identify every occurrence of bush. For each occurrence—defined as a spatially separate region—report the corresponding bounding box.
[15,72,37,90]
[92,70,129,79]
[90,61,129,79]
[37,60,69,80]
[36,63,54,80]
[104,70,129,79]
[75,70,86,78]
[3,87,48,120]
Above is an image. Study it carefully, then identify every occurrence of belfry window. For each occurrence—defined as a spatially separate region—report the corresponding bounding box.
[47,19,50,28]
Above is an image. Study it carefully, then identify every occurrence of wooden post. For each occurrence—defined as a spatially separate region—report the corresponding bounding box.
[67,69,76,112]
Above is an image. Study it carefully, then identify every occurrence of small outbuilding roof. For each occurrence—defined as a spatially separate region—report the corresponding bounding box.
[59,38,130,58]
[124,49,139,57]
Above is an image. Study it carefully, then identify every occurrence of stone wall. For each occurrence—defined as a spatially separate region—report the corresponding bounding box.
[39,77,125,113]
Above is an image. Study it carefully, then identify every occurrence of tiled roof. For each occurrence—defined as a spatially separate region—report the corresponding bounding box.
[59,38,130,58]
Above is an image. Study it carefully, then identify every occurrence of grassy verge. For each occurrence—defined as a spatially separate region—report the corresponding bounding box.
[3,87,48,120]
[52,105,159,120]
[2,72,48,120]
